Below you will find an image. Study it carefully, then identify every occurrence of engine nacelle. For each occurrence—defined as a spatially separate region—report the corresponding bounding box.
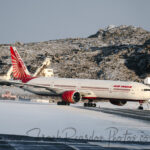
[109,99,127,106]
[62,91,81,103]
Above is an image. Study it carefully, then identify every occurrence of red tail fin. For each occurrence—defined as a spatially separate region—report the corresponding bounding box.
[10,46,31,81]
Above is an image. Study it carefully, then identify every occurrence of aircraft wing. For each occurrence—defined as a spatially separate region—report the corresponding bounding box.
[0,79,95,98]
[0,79,61,94]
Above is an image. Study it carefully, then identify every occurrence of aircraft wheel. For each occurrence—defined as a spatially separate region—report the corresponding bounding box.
[93,103,96,107]
[84,103,96,107]
[88,103,92,107]
[138,105,143,110]
[57,102,61,105]
[67,102,70,106]
[84,103,87,107]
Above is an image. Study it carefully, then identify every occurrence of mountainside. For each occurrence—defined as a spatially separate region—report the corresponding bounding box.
[0,25,150,82]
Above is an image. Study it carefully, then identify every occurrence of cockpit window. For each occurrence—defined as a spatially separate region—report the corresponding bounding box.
[144,89,150,91]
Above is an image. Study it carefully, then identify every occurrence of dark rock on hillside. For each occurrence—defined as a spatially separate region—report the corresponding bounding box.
[144,39,150,48]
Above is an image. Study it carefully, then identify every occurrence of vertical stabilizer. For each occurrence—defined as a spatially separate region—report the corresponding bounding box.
[10,46,31,81]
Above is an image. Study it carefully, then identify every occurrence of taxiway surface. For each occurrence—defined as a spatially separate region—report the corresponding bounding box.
[0,100,149,149]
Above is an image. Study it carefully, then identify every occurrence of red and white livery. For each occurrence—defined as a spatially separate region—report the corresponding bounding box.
[7,47,150,109]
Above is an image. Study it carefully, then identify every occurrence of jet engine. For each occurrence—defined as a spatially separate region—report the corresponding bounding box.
[62,91,81,103]
[109,99,127,106]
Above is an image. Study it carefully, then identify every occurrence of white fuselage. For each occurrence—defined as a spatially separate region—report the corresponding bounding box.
[27,77,150,101]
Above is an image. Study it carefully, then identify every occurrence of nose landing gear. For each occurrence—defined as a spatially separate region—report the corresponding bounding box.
[138,100,144,110]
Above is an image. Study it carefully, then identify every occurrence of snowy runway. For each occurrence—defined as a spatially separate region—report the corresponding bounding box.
[0,100,150,142]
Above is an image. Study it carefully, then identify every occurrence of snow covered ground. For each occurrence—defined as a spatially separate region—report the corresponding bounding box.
[0,100,150,142]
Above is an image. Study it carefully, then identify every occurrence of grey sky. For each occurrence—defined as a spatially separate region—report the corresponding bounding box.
[0,0,150,44]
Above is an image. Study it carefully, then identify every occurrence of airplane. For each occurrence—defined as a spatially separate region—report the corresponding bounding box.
[1,46,150,110]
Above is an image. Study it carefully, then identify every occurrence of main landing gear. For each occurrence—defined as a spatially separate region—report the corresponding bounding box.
[57,101,70,105]
[138,100,144,110]
[84,100,96,107]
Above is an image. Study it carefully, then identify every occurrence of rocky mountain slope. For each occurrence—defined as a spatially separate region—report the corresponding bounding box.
[0,25,150,82]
